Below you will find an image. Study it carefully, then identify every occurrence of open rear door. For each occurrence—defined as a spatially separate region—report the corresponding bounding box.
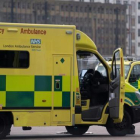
[109,48,125,123]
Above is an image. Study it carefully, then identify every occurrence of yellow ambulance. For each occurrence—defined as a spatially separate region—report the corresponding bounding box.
[0,22,136,138]
[95,59,140,134]
[124,60,140,92]
[103,59,140,106]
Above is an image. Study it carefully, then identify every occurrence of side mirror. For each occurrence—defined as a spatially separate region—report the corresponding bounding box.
[129,77,137,83]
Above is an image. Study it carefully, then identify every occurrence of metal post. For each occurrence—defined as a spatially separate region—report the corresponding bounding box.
[128,5,132,56]
[115,8,119,49]
[45,2,48,24]
[94,17,97,44]
[11,0,14,22]
[33,10,36,23]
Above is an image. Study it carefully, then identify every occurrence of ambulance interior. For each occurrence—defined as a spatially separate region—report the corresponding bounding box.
[77,51,109,121]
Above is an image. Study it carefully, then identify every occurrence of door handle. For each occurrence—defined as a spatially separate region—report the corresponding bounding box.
[55,80,60,89]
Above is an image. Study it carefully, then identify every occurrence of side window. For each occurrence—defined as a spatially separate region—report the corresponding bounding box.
[0,50,29,68]
[130,65,140,80]
[112,51,120,80]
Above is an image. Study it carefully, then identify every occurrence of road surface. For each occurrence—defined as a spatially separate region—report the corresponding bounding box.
[4,123,140,140]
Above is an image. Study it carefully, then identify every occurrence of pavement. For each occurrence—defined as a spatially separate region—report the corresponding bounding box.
[3,123,140,140]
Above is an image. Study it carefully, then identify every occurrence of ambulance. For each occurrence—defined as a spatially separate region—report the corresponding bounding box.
[124,60,140,92]
[0,23,138,138]
[102,59,140,106]
[93,58,140,134]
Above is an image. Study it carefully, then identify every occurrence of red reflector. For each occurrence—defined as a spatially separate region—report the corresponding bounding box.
[76,88,79,92]
[121,99,123,102]
[135,100,138,103]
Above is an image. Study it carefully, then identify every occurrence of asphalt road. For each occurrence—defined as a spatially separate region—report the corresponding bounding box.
[3,123,140,140]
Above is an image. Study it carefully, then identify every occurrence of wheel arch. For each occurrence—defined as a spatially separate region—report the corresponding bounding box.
[0,112,13,124]
[124,104,134,124]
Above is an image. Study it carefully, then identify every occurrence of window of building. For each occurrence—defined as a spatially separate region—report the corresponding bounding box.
[8,2,11,8]
[13,2,16,8]
[65,17,68,22]
[66,5,68,11]
[52,16,56,22]
[0,51,29,68]
[76,17,79,22]
[42,15,45,20]
[138,16,140,23]
[98,8,101,13]
[61,17,64,22]
[41,3,45,9]
[89,7,91,12]
[123,1,128,5]
[93,7,96,13]
[18,2,21,8]
[85,7,87,12]
[70,6,73,11]
[3,2,7,7]
[37,3,41,10]
[33,3,35,9]
[138,42,140,47]
[105,0,109,3]
[27,3,30,8]
[131,1,135,12]
[76,6,78,12]
[101,8,104,14]
[61,5,64,11]
[109,9,113,14]
[138,2,140,9]
[116,0,121,4]
[80,7,83,12]
[138,29,140,36]
[106,8,109,14]
[37,15,40,20]
[22,3,26,9]
[70,17,73,22]
[51,5,55,10]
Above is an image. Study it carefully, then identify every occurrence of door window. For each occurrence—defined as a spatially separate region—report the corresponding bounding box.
[129,64,140,80]
[112,51,121,80]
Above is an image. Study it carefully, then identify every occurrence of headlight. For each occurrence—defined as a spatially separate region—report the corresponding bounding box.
[135,91,140,100]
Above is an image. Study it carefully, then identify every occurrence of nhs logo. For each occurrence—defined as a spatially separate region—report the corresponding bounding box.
[30,39,41,44]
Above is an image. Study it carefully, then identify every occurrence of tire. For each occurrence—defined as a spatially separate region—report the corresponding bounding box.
[0,113,11,139]
[65,125,89,135]
[106,111,131,136]
[127,125,135,135]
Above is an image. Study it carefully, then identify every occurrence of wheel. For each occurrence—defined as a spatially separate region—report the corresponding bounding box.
[0,113,11,139]
[127,125,135,134]
[65,125,89,135]
[106,111,131,136]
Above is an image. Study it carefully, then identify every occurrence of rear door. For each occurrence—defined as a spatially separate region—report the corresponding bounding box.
[52,55,72,123]
[109,48,125,123]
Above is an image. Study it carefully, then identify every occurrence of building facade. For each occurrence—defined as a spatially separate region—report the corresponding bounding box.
[120,0,140,60]
[0,0,127,56]
[80,0,140,59]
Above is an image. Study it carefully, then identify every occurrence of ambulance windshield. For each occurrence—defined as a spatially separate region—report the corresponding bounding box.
[77,51,99,79]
